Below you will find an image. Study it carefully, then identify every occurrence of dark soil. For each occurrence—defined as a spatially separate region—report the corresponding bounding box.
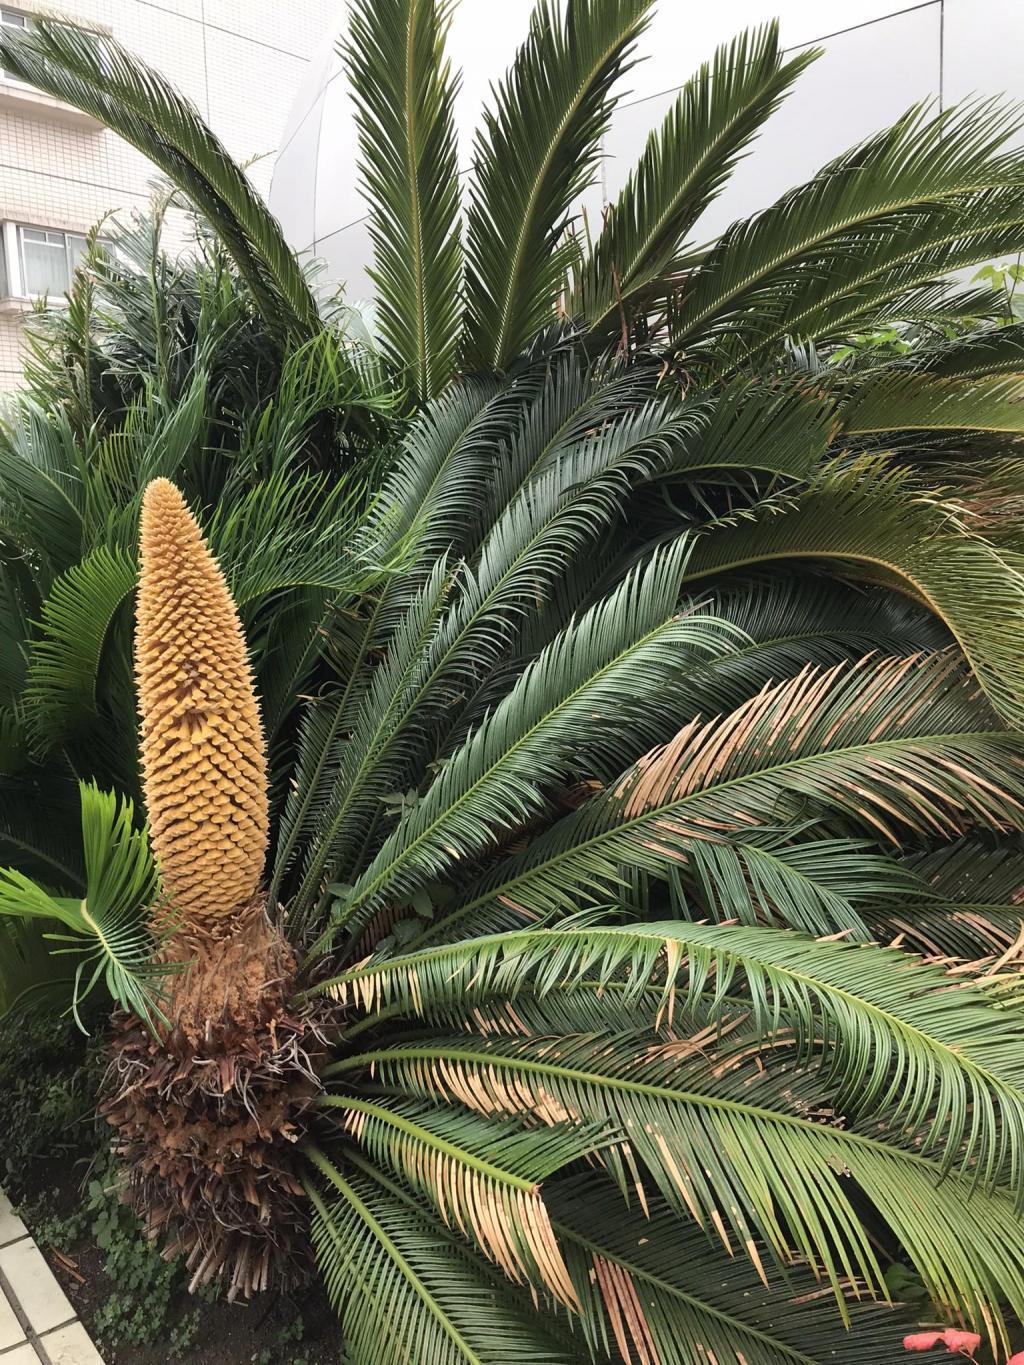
[16,1156,342,1365]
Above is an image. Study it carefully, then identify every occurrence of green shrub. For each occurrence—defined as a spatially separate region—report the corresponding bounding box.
[0,1013,104,1200]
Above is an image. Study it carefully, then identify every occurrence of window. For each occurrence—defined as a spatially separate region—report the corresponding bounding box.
[9,226,89,297]
[0,8,29,85]
[0,222,101,300]
[19,227,89,295]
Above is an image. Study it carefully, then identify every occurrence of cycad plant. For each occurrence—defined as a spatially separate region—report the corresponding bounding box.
[3,3,1024,1361]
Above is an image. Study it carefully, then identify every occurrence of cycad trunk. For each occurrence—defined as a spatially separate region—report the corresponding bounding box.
[102,479,327,1299]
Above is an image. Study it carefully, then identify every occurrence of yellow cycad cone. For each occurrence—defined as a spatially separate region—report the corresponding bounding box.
[136,478,268,930]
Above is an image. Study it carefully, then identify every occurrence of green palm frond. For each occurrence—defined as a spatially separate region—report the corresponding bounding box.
[438,566,944,769]
[463,0,654,369]
[914,321,1024,379]
[678,456,1024,728]
[366,377,516,576]
[473,352,656,537]
[290,396,705,920]
[283,557,454,923]
[23,546,136,756]
[0,401,85,579]
[54,363,214,552]
[419,392,698,686]
[0,783,170,1028]
[0,561,31,707]
[571,24,817,340]
[702,571,950,657]
[866,900,1024,959]
[0,918,75,1020]
[331,1029,1024,1338]
[0,776,84,885]
[910,837,1024,903]
[680,830,924,937]
[320,542,742,944]
[346,0,462,402]
[663,573,950,722]
[662,377,839,482]
[552,1175,935,1365]
[670,98,1024,360]
[0,20,320,340]
[721,188,1024,368]
[250,587,338,748]
[839,371,1024,438]
[425,651,1024,941]
[237,329,397,474]
[326,918,1024,1191]
[305,1148,576,1364]
[864,838,1024,958]
[542,573,952,785]
[209,467,401,607]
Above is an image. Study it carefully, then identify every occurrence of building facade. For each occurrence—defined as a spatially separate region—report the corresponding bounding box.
[0,0,338,389]
[271,0,1024,303]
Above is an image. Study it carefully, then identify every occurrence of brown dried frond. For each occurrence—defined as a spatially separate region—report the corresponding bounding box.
[592,1253,659,1365]
[614,652,1019,846]
[338,1106,579,1308]
[136,478,268,930]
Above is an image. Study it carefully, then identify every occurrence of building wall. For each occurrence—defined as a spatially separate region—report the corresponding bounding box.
[0,0,337,388]
[270,0,1024,304]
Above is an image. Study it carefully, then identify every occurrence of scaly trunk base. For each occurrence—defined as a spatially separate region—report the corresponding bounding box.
[101,904,331,1300]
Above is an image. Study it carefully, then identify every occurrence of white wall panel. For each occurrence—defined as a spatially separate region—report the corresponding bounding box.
[317,215,374,302]
[311,68,363,245]
[280,27,340,149]
[628,0,927,103]
[944,0,1024,145]
[270,96,326,252]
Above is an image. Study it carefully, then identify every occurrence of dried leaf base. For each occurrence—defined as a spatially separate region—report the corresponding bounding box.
[101,908,332,1300]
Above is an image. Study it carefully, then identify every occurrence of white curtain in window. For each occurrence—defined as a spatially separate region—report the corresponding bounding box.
[20,229,70,296]
[67,234,89,277]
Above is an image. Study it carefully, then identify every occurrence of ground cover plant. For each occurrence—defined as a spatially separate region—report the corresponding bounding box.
[3,3,1024,1361]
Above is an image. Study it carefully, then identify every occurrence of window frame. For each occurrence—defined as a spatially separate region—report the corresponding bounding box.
[1,221,97,300]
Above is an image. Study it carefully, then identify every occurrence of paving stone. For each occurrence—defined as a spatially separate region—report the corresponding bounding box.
[0,1190,27,1248]
[0,1238,74,1335]
[0,1280,25,1351]
[39,1321,105,1365]
[0,1345,39,1364]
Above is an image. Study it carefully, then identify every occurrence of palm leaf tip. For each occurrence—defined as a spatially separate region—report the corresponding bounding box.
[572,23,821,337]
[346,0,463,402]
[463,0,657,371]
[136,478,268,929]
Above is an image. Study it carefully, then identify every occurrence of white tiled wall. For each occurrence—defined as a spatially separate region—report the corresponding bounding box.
[0,0,336,388]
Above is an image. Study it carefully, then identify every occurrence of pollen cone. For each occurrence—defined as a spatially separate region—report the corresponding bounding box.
[136,478,268,930]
